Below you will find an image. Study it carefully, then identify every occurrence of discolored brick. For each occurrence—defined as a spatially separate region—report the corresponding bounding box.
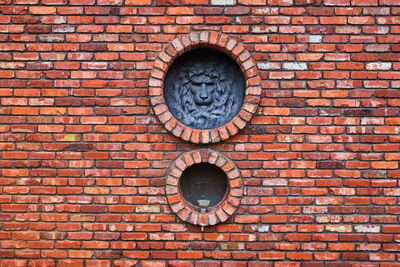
[0,0,399,265]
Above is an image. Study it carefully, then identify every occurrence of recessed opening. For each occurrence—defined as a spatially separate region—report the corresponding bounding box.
[163,48,246,130]
[179,163,228,208]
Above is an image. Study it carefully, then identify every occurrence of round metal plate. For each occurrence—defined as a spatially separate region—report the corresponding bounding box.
[179,163,228,207]
[163,48,246,130]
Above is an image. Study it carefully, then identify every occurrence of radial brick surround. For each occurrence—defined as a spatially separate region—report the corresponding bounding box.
[166,149,243,227]
[150,31,261,143]
[0,0,400,266]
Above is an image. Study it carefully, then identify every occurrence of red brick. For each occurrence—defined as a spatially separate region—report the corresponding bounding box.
[0,2,399,265]
[259,252,285,260]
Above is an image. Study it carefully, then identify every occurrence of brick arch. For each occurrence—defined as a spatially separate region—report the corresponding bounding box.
[149,31,261,144]
[165,148,243,227]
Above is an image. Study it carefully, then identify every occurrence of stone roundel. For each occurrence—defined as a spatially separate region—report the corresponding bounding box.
[149,31,261,144]
[165,148,243,227]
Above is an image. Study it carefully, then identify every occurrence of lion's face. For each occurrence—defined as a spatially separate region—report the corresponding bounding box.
[188,69,218,106]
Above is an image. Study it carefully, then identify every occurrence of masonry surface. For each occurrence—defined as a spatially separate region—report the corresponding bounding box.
[0,0,400,266]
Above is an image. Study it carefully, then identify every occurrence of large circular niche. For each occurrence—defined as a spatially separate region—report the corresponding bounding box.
[163,48,246,130]
[149,31,262,144]
[179,162,228,208]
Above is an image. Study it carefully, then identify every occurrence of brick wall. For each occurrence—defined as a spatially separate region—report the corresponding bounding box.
[1,0,400,266]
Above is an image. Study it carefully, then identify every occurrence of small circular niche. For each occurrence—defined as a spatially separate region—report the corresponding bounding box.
[166,148,244,226]
[179,163,228,208]
[163,48,246,130]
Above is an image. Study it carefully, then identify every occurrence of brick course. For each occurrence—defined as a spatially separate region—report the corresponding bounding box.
[0,0,400,266]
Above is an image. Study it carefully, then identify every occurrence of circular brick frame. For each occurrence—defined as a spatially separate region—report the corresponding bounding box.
[149,31,262,144]
[165,148,243,227]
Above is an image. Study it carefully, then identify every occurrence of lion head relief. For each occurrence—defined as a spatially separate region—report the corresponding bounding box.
[163,48,245,130]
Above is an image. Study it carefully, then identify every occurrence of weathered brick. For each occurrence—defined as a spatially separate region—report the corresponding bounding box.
[0,0,399,265]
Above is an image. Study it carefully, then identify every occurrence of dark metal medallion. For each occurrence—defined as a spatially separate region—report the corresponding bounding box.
[179,163,228,208]
[163,48,246,130]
